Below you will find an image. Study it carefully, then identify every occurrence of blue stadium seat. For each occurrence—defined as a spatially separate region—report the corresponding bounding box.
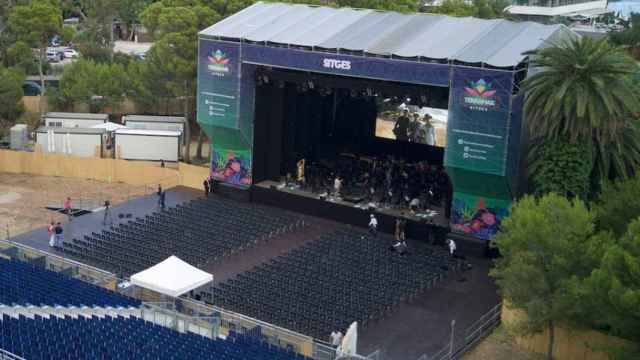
[0,313,311,360]
[0,258,140,308]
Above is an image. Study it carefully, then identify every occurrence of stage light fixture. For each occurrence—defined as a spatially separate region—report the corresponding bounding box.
[263,75,270,84]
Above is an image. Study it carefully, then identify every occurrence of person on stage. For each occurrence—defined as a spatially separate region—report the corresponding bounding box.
[423,114,436,146]
[333,175,342,197]
[408,113,420,142]
[392,110,411,141]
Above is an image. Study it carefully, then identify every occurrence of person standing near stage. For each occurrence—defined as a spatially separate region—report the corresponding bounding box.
[399,214,407,242]
[203,178,209,197]
[160,190,166,210]
[448,238,457,258]
[393,110,410,141]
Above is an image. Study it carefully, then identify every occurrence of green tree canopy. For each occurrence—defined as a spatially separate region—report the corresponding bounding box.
[0,66,25,123]
[53,59,129,112]
[528,138,593,200]
[594,175,640,236]
[491,193,603,360]
[7,0,62,99]
[522,37,639,143]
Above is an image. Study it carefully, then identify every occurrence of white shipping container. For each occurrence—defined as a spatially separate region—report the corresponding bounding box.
[36,127,105,158]
[115,129,182,162]
[43,112,108,129]
[122,115,185,141]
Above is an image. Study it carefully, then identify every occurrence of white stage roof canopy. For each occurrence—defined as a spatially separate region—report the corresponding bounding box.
[200,1,577,68]
[130,256,213,297]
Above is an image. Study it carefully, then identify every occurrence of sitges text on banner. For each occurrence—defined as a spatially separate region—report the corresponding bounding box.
[323,58,351,70]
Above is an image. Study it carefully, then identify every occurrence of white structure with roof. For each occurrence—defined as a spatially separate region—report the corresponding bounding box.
[130,256,213,298]
[35,126,106,157]
[114,128,182,162]
[43,112,109,129]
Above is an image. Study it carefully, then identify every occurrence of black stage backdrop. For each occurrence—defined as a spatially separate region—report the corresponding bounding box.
[253,79,445,183]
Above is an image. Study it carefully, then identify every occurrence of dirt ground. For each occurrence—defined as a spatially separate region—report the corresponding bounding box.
[0,173,148,238]
[463,326,545,360]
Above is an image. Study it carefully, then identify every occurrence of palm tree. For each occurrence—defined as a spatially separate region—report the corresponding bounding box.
[522,36,640,183]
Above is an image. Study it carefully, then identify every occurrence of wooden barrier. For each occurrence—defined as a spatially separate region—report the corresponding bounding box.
[502,304,626,360]
[0,149,207,190]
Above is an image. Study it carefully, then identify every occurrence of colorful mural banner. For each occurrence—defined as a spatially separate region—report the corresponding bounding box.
[197,39,241,131]
[210,147,252,186]
[444,67,514,176]
[450,191,510,241]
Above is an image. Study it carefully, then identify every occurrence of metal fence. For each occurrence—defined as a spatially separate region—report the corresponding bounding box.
[0,239,357,360]
[416,303,503,360]
[0,349,26,360]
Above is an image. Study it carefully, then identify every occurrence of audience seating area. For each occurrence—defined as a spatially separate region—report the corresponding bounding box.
[63,197,304,276]
[0,257,139,308]
[0,313,311,360]
[210,228,462,339]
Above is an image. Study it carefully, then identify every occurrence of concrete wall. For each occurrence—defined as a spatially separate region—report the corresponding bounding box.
[0,150,209,190]
[502,304,626,360]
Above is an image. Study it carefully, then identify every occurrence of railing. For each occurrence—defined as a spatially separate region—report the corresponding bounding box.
[0,349,26,360]
[416,303,503,360]
[0,239,369,360]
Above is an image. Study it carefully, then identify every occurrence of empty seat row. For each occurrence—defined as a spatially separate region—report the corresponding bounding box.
[0,258,139,308]
[208,227,462,340]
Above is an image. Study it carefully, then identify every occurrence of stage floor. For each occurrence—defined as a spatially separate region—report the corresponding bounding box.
[255,180,449,228]
[9,186,202,258]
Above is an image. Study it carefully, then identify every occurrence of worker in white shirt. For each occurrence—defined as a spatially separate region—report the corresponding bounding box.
[330,330,343,347]
[448,239,457,258]
[368,214,378,237]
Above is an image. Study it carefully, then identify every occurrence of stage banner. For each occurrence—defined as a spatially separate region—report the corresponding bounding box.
[444,67,514,176]
[447,167,512,241]
[198,39,253,186]
[242,43,450,87]
[450,191,510,241]
[197,39,240,130]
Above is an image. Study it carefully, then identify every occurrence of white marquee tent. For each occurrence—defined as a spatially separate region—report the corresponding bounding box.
[130,256,213,297]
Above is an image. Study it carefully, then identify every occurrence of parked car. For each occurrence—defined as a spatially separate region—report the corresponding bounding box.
[134,51,147,61]
[46,48,64,62]
[63,48,79,58]
[22,81,43,96]
[49,35,61,47]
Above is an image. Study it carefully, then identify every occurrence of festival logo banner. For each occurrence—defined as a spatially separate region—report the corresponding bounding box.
[197,40,240,130]
[444,67,513,176]
[197,40,253,186]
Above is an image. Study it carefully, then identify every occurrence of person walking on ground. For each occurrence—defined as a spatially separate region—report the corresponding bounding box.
[203,178,209,197]
[48,222,55,247]
[368,214,378,237]
[160,159,165,168]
